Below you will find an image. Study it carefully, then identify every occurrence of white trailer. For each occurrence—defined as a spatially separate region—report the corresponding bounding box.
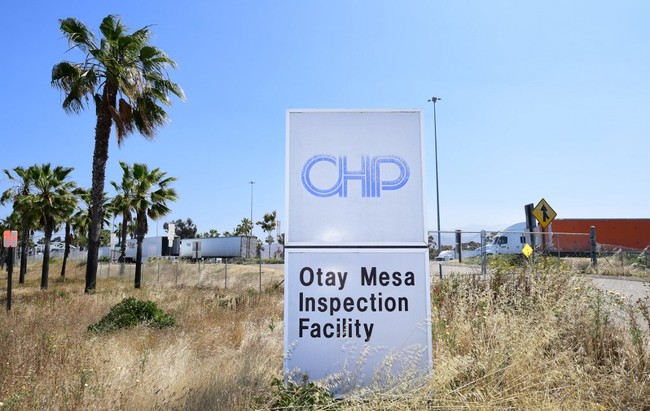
[178,236,257,260]
[122,236,179,262]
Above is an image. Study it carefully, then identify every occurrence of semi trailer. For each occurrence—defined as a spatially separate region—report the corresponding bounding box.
[543,218,650,254]
[122,236,180,262]
[178,236,258,260]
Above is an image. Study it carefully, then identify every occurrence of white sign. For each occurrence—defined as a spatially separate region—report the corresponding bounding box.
[167,223,175,243]
[286,110,426,246]
[284,249,432,393]
[284,110,432,394]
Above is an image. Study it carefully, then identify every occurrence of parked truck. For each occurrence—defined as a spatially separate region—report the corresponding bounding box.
[178,236,257,260]
[543,218,650,254]
[484,222,538,255]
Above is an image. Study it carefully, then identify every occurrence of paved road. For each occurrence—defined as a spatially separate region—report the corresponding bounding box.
[429,261,482,278]
[590,275,649,303]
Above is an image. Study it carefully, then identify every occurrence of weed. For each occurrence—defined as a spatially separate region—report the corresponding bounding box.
[266,375,339,410]
[87,297,175,333]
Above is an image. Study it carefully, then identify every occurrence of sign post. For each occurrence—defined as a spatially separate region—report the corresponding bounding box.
[285,110,432,394]
[4,230,17,311]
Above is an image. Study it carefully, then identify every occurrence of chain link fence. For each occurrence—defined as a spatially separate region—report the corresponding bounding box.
[427,227,650,277]
[93,258,284,291]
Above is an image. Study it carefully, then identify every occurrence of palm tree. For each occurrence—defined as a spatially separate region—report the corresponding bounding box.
[198,229,220,238]
[129,163,177,289]
[109,161,135,274]
[257,211,277,259]
[234,218,253,237]
[52,15,185,293]
[2,166,37,284]
[18,164,78,289]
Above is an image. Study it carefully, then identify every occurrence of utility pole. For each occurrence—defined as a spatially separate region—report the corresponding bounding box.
[428,96,442,255]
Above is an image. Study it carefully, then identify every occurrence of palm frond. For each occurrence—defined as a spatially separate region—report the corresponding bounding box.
[52,62,98,113]
[99,15,126,43]
[59,18,97,52]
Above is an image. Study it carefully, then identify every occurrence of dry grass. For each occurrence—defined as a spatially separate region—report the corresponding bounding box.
[564,254,650,279]
[1,257,649,410]
[0,260,284,410]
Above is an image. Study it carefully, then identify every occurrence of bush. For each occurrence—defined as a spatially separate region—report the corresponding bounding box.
[265,375,338,410]
[88,297,175,333]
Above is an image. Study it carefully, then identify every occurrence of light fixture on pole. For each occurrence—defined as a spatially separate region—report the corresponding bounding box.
[428,96,442,255]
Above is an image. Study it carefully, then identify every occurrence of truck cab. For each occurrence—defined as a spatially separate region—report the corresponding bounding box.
[484,222,535,255]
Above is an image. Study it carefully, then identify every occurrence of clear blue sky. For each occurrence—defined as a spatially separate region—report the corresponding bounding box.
[1,1,649,241]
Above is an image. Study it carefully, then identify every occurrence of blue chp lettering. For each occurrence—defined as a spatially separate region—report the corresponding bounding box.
[301,155,410,197]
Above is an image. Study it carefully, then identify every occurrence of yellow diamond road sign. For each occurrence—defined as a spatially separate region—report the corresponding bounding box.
[532,198,556,229]
[522,243,533,258]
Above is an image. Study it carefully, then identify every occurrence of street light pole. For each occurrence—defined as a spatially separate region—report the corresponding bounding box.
[249,181,255,236]
[248,181,255,259]
[428,96,442,255]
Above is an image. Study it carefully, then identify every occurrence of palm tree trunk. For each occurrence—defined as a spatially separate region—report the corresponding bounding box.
[85,86,116,293]
[134,210,148,289]
[42,225,53,290]
[119,217,128,275]
[19,221,29,284]
[61,222,71,278]
[134,236,143,289]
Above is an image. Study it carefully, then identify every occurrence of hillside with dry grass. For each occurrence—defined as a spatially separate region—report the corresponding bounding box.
[1,258,649,410]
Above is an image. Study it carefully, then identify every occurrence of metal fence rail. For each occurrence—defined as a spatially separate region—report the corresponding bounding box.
[427,228,649,277]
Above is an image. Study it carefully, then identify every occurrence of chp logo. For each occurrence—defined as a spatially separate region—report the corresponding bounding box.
[301,155,409,198]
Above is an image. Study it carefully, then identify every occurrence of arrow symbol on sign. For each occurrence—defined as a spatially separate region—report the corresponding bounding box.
[541,205,549,222]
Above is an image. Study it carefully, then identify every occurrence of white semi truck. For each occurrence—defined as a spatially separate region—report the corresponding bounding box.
[484,222,538,255]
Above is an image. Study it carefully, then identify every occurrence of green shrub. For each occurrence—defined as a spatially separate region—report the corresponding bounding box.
[88,297,175,333]
[266,375,338,410]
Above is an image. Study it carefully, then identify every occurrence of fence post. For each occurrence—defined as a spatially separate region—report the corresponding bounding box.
[481,230,487,276]
[590,226,597,268]
[621,251,625,275]
[455,230,462,263]
[557,237,561,268]
[6,247,13,311]
[259,255,262,292]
